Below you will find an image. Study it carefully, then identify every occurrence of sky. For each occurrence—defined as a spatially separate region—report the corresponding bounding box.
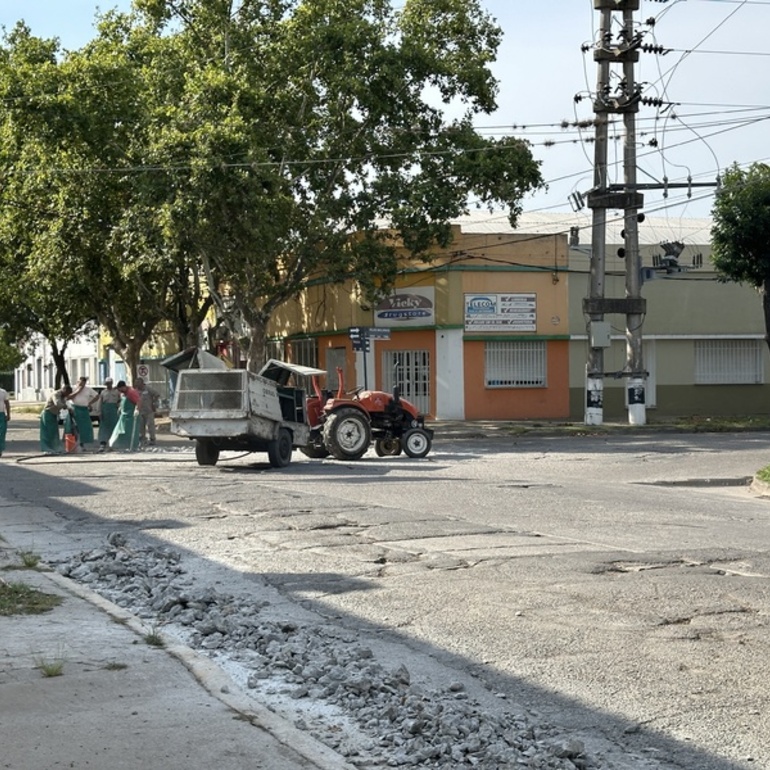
[0,0,766,229]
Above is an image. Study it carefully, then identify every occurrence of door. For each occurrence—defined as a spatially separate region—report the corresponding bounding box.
[381,350,431,417]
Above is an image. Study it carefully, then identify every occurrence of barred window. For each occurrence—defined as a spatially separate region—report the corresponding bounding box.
[289,338,318,369]
[484,341,546,388]
[266,339,284,362]
[694,339,764,384]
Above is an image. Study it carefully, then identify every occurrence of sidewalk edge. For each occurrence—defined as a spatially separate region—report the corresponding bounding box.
[43,570,358,770]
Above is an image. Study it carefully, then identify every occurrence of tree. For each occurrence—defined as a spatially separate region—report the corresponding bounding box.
[0,19,213,380]
[134,0,544,370]
[0,25,97,386]
[711,163,770,353]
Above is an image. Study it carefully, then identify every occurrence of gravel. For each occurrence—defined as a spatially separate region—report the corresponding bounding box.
[55,535,618,769]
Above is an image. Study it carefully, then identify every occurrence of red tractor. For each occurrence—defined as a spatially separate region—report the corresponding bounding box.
[302,369,433,461]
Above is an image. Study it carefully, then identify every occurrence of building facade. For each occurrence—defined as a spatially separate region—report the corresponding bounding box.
[270,217,571,420]
[13,213,769,422]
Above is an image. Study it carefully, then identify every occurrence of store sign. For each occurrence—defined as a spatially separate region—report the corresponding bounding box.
[464,293,537,332]
[374,288,435,327]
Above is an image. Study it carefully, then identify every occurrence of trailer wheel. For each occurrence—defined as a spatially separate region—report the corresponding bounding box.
[403,428,432,459]
[323,407,371,461]
[195,439,220,466]
[374,438,402,457]
[268,428,293,468]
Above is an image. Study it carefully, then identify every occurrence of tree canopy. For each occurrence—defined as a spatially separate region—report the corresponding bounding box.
[0,0,544,375]
[711,162,770,351]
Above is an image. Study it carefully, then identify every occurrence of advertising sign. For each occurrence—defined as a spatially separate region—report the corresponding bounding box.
[464,293,537,332]
[374,287,435,327]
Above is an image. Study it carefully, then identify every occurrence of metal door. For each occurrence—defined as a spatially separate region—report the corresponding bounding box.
[381,350,431,416]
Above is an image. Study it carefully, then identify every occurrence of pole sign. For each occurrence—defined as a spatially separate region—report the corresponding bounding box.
[349,327,391,352]
[348,327,370,353]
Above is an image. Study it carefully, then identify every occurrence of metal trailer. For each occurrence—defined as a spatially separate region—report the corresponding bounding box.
[169,359,327,467]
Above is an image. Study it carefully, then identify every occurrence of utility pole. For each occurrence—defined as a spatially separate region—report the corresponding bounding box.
[621,3,646,425]
[583,0,647,426]
[584,4,612,426]
[582,3,721,425]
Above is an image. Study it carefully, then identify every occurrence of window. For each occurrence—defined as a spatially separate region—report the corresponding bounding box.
[484,341,546,388]
[289,338,318,369]
[694,339,764,384]
[266,339,285,363]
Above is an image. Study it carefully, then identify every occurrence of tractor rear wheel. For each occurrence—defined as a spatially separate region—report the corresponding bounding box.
[268,428,293,468]
[403,428,432,458]
[323,407,371,460]
[374,438,402,457]
[195,439,220,466]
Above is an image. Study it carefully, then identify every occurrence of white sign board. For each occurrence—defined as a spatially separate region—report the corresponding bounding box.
[374,287,435,327]
[137,364,150,379]
[464,293,537,332]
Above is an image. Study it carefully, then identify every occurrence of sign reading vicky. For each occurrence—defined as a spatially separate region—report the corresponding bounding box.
[374,288,435,327]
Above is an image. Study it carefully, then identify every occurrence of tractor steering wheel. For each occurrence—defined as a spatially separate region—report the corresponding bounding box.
[347,386,365,398]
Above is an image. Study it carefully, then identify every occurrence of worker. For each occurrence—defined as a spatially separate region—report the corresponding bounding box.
[0,383,10,457]
[89,378,120,452]
[109,380,141,451]
[69,377,97,450]
[134,377,160,447]
[40,385,73,454]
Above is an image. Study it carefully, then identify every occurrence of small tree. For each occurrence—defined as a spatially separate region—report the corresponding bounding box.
[711,163,770,353]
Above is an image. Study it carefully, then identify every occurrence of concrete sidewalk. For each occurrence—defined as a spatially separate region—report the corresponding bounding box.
[0,550,355,770]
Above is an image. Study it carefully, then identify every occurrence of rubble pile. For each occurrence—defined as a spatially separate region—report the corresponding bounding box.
[56,538,594,769]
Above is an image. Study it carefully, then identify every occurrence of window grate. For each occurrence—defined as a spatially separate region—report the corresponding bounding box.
[484,341,546,388]
[694,339,764,384]
[289,338,318,369]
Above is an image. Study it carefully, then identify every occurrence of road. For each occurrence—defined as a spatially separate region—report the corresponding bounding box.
[2,416,770,769]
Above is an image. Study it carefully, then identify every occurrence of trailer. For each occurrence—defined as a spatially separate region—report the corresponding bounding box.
[169,359,327,467]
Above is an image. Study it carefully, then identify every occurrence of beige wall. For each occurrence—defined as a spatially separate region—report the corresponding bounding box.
[270,229,570,338]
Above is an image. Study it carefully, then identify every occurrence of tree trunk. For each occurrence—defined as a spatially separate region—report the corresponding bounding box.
[124,339,145,383]
[245,317,269,373]
[49,341,69,389]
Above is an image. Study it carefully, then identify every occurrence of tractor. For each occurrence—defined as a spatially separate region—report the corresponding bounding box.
[301,368,433,461]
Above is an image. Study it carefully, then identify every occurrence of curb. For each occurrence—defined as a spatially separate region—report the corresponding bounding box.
[43,570,358,770]
[749,477,770,498]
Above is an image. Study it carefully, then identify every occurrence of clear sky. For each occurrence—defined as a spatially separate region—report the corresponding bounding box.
[1,0,766,225]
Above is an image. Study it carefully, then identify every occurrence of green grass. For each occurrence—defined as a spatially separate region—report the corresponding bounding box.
[669,415,770,432]
[143,627,165,647]
[755,465,770,484]
[19,551,41,569]
[35,655,65,678]
[0,581,63,616]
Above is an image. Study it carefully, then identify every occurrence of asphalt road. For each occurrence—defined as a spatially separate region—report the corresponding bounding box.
[2,416,770,769]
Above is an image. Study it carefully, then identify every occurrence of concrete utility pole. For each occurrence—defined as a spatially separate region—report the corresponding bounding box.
[620,3,646,425]
[584,4,612,426]
[582,3,721,425]
[584,0,647,426]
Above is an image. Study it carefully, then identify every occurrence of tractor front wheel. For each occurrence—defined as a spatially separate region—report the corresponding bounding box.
[323,408,371,461]
[195,439,220,466]
[268,428,293,468]
[374,438,402,457]
[403,428,432,459]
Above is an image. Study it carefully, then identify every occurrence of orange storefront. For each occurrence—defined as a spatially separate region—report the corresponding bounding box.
[271,222,572,421]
